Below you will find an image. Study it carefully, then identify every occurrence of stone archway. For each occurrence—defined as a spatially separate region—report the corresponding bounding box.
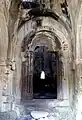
[19,28,71,103]
[20,32,60,100]
[10,16,73,107]
[21,40,62,100]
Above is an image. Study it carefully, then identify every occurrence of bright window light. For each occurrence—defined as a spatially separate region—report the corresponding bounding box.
[40,71,45,79]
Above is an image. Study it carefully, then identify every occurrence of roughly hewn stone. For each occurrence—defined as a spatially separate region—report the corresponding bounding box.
[0,0,82,120]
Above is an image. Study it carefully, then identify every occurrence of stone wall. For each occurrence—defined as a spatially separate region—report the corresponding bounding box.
[0,0,82,120]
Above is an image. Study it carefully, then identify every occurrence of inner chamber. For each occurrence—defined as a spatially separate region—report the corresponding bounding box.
[33,46,59,99]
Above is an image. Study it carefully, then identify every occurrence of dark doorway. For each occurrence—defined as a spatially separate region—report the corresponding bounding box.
[33,46,59,99]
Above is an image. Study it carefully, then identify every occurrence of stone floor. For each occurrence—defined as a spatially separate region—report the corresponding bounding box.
[0,100,75,120]
[0,107,75,120]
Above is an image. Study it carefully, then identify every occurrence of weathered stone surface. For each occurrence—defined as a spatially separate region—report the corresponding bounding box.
[0,111,17,120]
[0,0,82,120]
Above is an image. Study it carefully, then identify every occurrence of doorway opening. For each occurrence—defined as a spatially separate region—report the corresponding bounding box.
[33,46,59,99]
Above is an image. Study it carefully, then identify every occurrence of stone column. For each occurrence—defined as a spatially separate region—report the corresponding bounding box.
[76,61,82,120]
[27,50,33,99]
[0,1,9,112]
[76,4,82,119]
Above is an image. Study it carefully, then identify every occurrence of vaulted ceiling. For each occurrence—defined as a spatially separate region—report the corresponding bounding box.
[8,0,80,32]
